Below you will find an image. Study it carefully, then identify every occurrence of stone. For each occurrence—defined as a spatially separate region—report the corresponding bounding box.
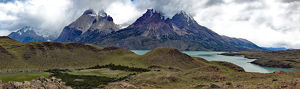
[34,80,44,87]
[37,76,47,83]
[281,85,288,88]
[23,81,31,88]
[45,84,58,89]
[51,77,56,81]
[66,86,73,89]
[211,83,221,88]
[273,70,285,74]
[57,79,62,83]
[38,87,45,89]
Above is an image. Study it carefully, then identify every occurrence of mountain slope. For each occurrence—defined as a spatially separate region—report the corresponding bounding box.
[55,9,120,43]
[8,26,56,43]
[91,9,262,51]
[222,36,261,50]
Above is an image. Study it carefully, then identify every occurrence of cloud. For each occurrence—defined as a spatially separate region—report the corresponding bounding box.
[0,0,299,49]
[280,0,300,3]
[205,0,224,7]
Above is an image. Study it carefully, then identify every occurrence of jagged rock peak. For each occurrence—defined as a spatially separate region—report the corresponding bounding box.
[173,11,195,22]
[98,9,107,17]
[83,9,97,16]
[145,9,159,17]
[145,9,169,20]
[107,15,113,21]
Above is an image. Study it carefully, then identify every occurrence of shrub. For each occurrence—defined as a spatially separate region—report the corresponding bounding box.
[215,80,219,82]
[226,82,232,86]
[97,84,106,88]
[87,63,150,72]
[272,78,278,81]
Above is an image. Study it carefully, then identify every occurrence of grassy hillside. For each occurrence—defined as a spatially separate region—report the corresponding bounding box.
[0,36,137,72]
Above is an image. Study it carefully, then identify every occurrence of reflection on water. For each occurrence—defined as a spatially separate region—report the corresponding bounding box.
[131,50,294,73]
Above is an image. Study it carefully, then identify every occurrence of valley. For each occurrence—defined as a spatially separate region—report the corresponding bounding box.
[1,36,300,88]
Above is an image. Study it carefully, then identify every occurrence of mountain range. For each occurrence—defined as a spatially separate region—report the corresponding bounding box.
[8,26,57,43]
[9,9,263,51]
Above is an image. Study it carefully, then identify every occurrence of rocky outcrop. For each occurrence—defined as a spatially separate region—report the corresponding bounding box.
[1,76,71,89]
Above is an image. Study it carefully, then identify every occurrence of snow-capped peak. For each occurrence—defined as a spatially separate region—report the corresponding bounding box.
[98,9,107,17]
[17,26,36,35]
[15,26,58,40]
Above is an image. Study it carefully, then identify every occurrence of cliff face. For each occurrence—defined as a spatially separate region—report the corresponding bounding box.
[55,9,119,43]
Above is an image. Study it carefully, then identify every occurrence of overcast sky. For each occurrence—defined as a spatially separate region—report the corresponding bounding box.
[0,0,299,48]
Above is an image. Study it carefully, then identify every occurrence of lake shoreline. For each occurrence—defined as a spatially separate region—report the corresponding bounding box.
[131,50,295,73]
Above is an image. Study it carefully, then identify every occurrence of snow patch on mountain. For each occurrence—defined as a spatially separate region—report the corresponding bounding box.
[98,10,107,17]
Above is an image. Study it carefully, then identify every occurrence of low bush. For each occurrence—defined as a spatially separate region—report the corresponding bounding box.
[87,63,150,72]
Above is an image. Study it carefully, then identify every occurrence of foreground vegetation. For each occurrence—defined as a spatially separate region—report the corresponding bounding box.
[45,69,133,88]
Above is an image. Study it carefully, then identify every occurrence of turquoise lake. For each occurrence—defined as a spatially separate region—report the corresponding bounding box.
[131,50,294,73]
